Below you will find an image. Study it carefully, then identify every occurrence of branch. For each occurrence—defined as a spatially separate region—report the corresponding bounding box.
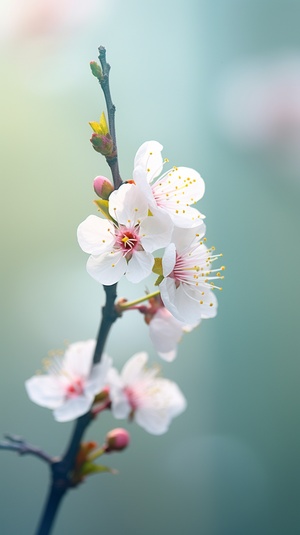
[35,284,120,535]
[98,46,122,189]
[0,434,53,464]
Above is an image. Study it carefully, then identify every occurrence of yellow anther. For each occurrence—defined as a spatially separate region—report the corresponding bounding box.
[121,236,129,244]
[200,300,204,304]
[221,265,225,270]
[209,303,214,307]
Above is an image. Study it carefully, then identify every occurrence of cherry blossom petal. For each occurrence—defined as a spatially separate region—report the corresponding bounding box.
[63,339,96,379]
[53,395,92,423]
[25,376,64,409]
[133,140,164,183]
[126,251,154,283]
[77,215,115,255]
[140,209,173,252]
[85,354,112,397]
[171,224,206,254]
[86,250,127,285]
[162,243,176,277]
[135,379,187,435]
[107,368,131,419]
[149,309,183,361]
[160,278,218,323]
[108,183,148,225]
[121,352,148,385]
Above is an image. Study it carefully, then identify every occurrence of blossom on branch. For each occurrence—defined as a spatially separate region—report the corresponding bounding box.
[107,352,187,435]
[77,183,173,285]
[25,340,112,422]
[159,225,224,323]
[133,140,205,228]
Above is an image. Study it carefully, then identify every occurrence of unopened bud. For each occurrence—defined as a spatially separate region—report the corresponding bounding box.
[93,176,114,199]
[105,428,130,453]
[90,61,103,80]
[90,133,115,158]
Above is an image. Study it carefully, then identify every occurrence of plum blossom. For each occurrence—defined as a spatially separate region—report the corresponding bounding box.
[133,140,205,228]
[25,340,112,422]
[107,353,187,435]
[159,225,224,323]
[77,182,173,285]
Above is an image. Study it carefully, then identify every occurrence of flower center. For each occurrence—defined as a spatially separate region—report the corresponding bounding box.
[116,227,140,254]
[124,386,141,411]
[66,378,84,399]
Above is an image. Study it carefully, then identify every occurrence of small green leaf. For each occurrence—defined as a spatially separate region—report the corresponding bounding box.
[152,257,163,275]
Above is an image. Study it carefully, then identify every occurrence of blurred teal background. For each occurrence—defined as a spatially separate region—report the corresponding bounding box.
[1,1,300,534]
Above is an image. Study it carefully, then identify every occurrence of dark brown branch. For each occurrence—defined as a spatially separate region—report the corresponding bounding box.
[98,46,122,189]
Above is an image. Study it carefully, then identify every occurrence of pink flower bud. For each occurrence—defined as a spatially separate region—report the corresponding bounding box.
[93,176,114,199]
[105,428,130,453]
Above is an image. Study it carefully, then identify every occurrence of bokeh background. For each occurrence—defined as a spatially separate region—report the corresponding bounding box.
[1,1,300,534]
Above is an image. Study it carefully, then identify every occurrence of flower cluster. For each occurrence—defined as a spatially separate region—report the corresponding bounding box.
[78,140,224,330]
[26,140,223,442]
[26,340,186,435]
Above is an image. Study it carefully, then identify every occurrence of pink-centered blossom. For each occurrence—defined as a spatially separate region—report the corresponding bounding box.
[25,340,112,422]
[159,226,224,323]
[133,140,205,228]
[77,182,173,285]
[107,353,187,435]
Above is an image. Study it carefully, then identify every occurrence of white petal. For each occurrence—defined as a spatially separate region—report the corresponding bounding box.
[108,183,148,225]
[157,166,205,202]
[126,251,154,283]
[170,206,205,228]
[53,395,92,422]
[140,209,173,252]
[63,339,96,379]
[107,368,131,419]
[85,354,112,397]
[160,278,217,323]
[149,309,183,360]
[171,224,206,254]
[121,352,149,385]
[162,243,176,277]
[135,378,187,435]
[77,215,115,255]
[87,251,127,285]
[133,140,163,183]
[25,376,64,409]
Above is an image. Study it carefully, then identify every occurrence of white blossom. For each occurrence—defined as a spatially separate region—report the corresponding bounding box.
[25,340,111,422]
[159,226,224,323]
[107,353,187,435]
[133,140,205,228]
[77,182,173,285]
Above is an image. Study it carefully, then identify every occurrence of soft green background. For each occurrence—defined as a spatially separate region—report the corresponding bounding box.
[1,1,299,534]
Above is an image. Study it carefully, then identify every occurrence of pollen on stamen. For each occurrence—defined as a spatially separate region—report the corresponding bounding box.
[147,168,151,172]
[200,300,204,304]
[112,264,115,267]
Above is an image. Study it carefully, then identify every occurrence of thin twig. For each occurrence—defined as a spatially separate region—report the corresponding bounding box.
[98,46,122,189]
[0,434,53,464]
